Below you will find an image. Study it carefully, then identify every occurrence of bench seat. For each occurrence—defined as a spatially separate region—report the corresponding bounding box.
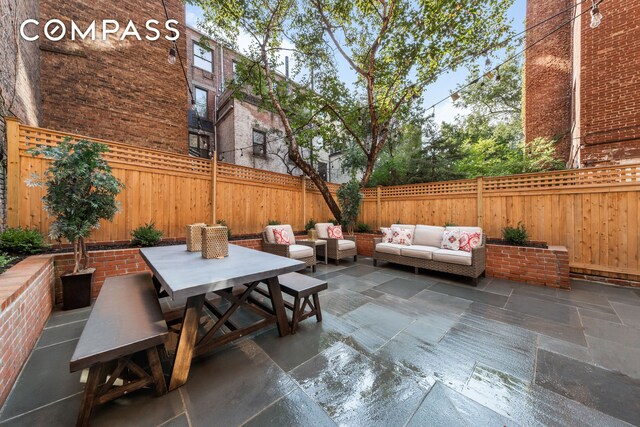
[70,272,169,426]
[278,272,327,333]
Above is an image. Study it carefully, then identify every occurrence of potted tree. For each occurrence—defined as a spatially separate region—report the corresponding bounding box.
[29,138,124,309]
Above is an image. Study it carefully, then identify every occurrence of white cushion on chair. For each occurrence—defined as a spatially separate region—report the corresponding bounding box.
[288,244,313,259]
[375,242,405,255]
[432,249,472,266]
[315,223,332,239]
[413,225,445,247]
[264,225,296,244]
[400,245,439,260]
[338,239,356,250]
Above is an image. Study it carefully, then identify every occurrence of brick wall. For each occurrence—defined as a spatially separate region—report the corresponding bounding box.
[38,0,188,153]
[486,244,570,288]
[354,233,378,257]
[523,0,573,161]
[0,0,42,230]
[579,0,640,166]
[0,255,55,407]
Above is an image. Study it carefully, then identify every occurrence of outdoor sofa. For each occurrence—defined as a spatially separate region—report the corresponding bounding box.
[373,224,486,285]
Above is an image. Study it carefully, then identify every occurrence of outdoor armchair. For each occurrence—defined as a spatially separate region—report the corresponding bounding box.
[314,223,358,265]
[262,224,317,272]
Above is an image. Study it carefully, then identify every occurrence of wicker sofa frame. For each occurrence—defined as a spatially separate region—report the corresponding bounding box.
[372,235,486,286]
[320,235,358,265]
[262,232,317,273]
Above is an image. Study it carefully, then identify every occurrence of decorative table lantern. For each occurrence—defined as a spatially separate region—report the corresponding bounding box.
[202,225,229,259]
[307,229,318,240]
[186,223,206,252]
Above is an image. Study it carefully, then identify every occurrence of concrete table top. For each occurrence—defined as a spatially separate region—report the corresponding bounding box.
[140,244,305,300]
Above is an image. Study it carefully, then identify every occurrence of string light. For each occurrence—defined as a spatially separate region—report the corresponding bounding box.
[590,0,603,28]
[167,46,176,65]
[495,67,501,82]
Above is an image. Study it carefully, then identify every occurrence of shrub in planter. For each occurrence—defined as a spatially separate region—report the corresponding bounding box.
[502,222,528,246]
[0,252,16,274]
[131,222,163,247]
[267,219,281,226]
[29,138,124,309]
[304,218,316,232]
[0,227,47,254]
[337,179,363,235]
[216,219,232,239]
[355,222,372,233]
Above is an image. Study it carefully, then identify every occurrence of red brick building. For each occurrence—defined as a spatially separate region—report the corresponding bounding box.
[524,0,640,167]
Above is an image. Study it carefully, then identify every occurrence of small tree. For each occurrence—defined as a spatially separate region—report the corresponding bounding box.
[336,179,363,235]
[28,138,124,273]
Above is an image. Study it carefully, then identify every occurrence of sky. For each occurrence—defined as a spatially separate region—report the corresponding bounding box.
[185,0,526,125]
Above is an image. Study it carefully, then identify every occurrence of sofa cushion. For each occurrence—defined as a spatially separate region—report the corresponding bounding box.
[328,225,344,239]
[338,239,356,250]
[375,242,405,255]
[265,225,296,244]
[288,244,314,259]
[441,230,461,251]
[400,245,440,260]
[315,223,332,239]
[380,227,394,243]
[391,228,413,246]
[391,224,416,242]
[446,227,483,244]
[413,225,445,247]
[459,231,482,252]
[432,248,472,266]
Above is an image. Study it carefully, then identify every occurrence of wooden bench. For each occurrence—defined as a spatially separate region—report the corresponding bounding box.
[70,272,169,427]
[278,272,327,334]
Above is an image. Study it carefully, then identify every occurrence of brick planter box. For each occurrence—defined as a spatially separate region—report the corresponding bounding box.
[486,244,570,289]
[354,233,380,257]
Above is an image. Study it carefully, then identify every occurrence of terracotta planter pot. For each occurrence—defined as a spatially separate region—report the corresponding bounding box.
[61,268,95,310]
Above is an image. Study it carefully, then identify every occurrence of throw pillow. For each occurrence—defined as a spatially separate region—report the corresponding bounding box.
[273,227,292,245]
[441,230,461,251]
[392,228,413,246]
[328,225,344,239]
[459,232,482,252]
[380,227,394,243]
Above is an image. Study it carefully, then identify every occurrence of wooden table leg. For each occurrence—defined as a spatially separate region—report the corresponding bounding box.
[266,276,290,337]
[168,294,205,391]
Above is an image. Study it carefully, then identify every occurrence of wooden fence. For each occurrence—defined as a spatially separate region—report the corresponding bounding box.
[6,118,640,281]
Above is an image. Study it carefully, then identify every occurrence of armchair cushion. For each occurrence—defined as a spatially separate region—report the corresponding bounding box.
[265,225,296,245]
[314,223,332,239]
[337,239,356,250]
[288,244,314,259]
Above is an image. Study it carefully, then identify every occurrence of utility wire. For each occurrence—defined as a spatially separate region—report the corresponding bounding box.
[161,0,195,104]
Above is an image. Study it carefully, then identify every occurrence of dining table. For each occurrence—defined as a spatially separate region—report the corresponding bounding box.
[140,244,305,390]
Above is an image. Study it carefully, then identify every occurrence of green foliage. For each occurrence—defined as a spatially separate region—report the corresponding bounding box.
[131,223,163,247]
[267,220,282,226]
[216,219,232,239]
[336,179,363,234]
[444,221,457,227]
[0,227,47,254]
[502,222,528,246]
[304,218,316,231]
[28,138,124,272]
[327,218,339,226]
[355,222,372,233]
[0,252,16,273]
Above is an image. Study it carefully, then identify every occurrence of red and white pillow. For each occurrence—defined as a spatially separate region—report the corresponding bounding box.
[392,228,413,246]
[380,227,394,243]
[441,230,461,251]
[459,232,481,252]
[327,225,344,239]
[273,227,292,245]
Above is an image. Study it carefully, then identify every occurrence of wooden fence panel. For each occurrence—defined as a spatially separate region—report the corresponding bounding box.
[7,122,640,280]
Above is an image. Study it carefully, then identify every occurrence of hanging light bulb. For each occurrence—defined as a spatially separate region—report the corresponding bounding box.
[451,92,460,102]
[167,46,177,65]
[190,98,197,111]
[427,107,435,119]
[495,67,501,82]
[485,57,491,68]
[590,0,602,28]
[240,149,244,157]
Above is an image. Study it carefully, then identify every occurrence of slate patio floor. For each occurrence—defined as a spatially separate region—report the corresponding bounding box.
[1,257,639,426]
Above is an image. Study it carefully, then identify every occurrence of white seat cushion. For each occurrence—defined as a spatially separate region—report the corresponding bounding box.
[375,242,406,255]
[264,225,296,244]
[400,245,440,260]
[413,225,445,247]
[338,239,356,250]
[432,249,472,266]
[314,223,332,239]
[288,244,314,259]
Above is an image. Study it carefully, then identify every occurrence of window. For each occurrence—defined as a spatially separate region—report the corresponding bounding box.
[232,60,238,81]
[189,133,210,158]
[193,42,213,72]
[194,87,208,117]
[317,162,328,181]
[252,130,266,157]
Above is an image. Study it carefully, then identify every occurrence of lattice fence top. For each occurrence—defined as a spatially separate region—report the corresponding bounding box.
[482,164,640,192]
[217,162,301,188]
[379,179,477,198]
[305,179,341,193]
[19,125,211,176]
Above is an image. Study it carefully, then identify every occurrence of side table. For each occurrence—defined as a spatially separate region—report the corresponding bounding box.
[298,239,328,264]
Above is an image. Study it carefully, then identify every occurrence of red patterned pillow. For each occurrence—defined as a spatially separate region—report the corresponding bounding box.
[392,228,413,246]
[327,225,344,239]
[459,232,481,252]
[380,227,394,243]
[273,227,292,245]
